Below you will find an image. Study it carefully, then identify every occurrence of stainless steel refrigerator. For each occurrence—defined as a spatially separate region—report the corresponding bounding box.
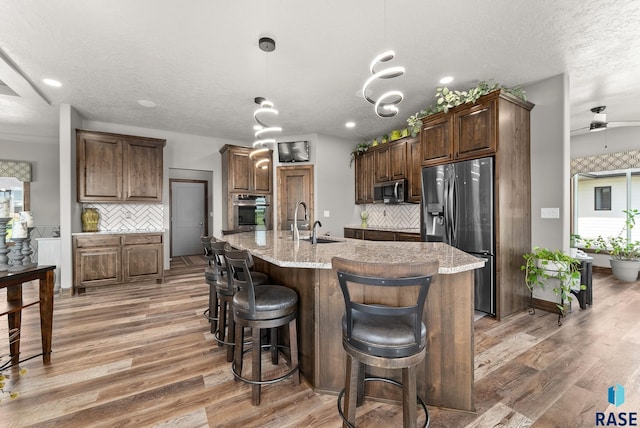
[421,157,495,316]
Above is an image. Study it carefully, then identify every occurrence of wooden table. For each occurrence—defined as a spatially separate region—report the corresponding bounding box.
[1,265,55,366]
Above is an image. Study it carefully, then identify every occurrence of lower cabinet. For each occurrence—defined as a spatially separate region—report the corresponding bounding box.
[344,228,420,242]
[73,233,164,293]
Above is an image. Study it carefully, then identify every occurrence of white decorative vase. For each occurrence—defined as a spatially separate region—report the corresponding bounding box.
[610,259,640,282]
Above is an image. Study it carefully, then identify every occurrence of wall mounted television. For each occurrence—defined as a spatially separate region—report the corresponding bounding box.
[278,141,310,163]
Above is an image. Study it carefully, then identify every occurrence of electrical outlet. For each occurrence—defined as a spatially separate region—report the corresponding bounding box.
[124,210,131,219]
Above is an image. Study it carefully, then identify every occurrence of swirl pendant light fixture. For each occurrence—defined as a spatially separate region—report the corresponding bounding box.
[362,50,405,118]
[250,37,281,168]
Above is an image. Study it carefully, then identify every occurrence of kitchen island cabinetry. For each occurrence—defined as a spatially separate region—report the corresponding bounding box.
[219,230,483,412]
[73,232,164,293]
[76,129,165,203]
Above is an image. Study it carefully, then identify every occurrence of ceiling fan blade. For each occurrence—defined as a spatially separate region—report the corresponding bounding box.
[570,126,590,136]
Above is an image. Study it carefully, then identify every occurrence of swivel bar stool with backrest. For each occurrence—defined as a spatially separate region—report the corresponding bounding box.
[225,249,300,406]
[213,242,269,362]
[331,257,439,428]
[201,236,219,333]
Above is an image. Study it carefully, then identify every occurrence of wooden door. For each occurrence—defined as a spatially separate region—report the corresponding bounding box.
[77,131,123,202]
[277,165,314,232]
[123,139,164,202]
[421,113,453,166]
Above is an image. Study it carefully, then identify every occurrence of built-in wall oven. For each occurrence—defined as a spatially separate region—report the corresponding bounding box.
[232,194,271,231]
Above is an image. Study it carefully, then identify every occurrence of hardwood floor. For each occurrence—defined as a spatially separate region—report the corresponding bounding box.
[1,259,638,427]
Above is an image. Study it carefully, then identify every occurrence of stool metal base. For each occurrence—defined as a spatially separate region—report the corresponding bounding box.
[337,376,430,428]
[231,343,299,386]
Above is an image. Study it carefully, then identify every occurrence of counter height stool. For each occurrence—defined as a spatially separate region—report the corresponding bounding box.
[201,236,219,333]
[214,243,269,362]
[226,249,300,406]
[331,257,438,428]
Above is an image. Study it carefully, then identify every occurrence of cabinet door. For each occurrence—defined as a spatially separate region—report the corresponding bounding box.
[395,232,421,242]
[229,150,252,192]
[453,98,497,160]
[122,243,163,282]
[374,146,391,183]
[390,141,407,180]
[343,228,363,239]
[253,154,272,193]
[354,152,374,204]
[362,230,395,241]
[123,139,164,202]
[407,137,422,203]
[421,114,453,166]
[77,132,123,202]
[74,247,122,287]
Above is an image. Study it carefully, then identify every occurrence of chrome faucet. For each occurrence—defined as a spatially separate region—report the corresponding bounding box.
[311,220,322,244]
[292,200,308,242]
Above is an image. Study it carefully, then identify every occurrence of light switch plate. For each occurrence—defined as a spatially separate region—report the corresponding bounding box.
[541,207,560,218]
[323,210,330,217]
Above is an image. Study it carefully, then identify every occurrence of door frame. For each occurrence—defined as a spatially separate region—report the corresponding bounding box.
[169,178,208,257]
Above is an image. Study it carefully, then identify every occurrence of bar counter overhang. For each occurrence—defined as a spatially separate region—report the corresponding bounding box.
[218,230,484,412]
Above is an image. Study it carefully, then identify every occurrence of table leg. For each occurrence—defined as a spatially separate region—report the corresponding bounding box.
[39,270,54,364]
[7,284,22,365]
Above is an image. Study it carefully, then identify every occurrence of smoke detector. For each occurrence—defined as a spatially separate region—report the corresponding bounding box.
[259,37,276,52]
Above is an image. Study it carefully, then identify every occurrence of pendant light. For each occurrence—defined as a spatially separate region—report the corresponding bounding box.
[250,37,282,167]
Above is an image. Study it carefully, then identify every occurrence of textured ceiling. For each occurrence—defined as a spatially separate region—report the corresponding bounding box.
[1,0,640,144]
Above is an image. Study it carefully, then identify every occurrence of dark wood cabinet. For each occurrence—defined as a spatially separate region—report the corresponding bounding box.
[77,130,165,203]
[390,141,407,180]
[220,145,273,194]
[421,113,453,166]
[373,146,391,183]
[344,227,420,242]
[453,97,497,160]
[407,137,422,203]
[73,233,164,293]
[354,151,374,204]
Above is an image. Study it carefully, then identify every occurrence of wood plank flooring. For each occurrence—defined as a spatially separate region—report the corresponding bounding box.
[1,259,638,427]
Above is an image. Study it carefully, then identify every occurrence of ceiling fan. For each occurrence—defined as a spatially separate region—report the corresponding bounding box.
[571,106,640,135]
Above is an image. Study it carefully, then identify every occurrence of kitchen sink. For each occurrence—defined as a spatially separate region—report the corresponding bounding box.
[304,237,342,244]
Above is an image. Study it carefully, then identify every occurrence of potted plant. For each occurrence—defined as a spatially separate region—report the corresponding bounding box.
[521,247,585,319]
[577,209,640,282]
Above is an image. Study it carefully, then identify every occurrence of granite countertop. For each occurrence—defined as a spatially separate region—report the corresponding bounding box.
[344,225,421,234]
[217,230,484,274]
[72,229,165,236]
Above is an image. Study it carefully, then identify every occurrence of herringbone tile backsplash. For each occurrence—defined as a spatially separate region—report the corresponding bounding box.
[84,203,164,231]
[362,204,420,229]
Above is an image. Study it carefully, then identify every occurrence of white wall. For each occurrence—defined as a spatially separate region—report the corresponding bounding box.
[525,74,570,253]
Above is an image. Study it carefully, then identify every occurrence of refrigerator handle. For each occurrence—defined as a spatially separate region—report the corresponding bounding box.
[450,172,457,243]
[445,169,454,244]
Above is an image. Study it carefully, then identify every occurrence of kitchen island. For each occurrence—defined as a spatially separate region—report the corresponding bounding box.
[219,230,484,412]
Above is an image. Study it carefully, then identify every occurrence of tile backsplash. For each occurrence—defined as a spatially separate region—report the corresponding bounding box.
[84,203,164,231]
[362,204,420,229]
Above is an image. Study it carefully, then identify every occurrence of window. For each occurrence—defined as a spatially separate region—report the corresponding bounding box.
[594,186,611,210]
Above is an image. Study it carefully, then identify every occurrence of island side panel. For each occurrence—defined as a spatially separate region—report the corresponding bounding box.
[253,258,318,386]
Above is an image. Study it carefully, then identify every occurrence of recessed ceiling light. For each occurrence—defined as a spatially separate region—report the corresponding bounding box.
[345,121,356,128]
[439,76,454,84]
[43,78,61,87]
[138,100,156,108]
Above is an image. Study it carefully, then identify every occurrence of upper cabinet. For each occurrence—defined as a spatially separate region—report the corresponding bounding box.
[421,91,498,166]
[77,130,165,203]
[354,150,374,204]
[220,145,273,194]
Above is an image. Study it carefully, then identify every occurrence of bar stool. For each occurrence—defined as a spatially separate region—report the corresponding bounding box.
[331,257,438,428]
[214,243,269,362]
[201,236,219,333]
[225,249,300,406]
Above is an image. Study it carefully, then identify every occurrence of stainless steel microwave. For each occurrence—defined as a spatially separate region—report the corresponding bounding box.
[373,179,408,204]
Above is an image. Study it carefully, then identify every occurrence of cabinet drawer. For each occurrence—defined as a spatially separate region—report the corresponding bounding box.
[75,235,121,248]
[123,234,162,245]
